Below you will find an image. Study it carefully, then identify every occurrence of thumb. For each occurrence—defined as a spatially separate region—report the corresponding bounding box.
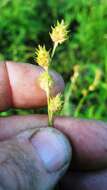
[0,127,72,190]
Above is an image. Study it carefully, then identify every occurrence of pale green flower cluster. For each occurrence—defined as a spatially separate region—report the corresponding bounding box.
[35,20,69,126]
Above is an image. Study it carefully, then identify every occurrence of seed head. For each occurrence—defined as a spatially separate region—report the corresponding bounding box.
[35,45,50,70]
[38,71,53,94]
[49,93,63,113]
[50,20,69,44]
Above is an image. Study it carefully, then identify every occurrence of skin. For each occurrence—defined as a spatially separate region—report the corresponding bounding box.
[0,61,107,190]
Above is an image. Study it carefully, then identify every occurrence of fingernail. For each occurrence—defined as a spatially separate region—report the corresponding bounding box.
[31,128,71,173]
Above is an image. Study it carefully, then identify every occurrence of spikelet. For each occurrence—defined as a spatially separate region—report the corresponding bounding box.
[38,71,53,95]
[35,45,50,70]
[49,93,63,113]
[50,20,69,44]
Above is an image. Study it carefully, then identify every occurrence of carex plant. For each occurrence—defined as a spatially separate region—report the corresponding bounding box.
[35,20,69,126]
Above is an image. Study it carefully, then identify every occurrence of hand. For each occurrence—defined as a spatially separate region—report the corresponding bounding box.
[0,61,71,190]
[0,62,107,190]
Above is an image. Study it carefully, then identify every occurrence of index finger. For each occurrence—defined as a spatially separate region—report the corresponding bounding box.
[0,61,64,111]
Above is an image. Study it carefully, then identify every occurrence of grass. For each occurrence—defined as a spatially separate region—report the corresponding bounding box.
[0,0,107,121]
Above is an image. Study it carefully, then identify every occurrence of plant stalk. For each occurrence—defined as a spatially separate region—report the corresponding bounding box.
[51,42,58,58]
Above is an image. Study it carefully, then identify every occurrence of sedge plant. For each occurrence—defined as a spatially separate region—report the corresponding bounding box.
[35,20,69,126]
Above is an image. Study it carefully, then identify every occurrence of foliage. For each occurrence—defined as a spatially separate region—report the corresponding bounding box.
[0,0,107,121]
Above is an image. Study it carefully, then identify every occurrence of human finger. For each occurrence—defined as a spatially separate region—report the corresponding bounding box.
[54,116,107,170]
[0,127,71,190]
[0,61,64,111]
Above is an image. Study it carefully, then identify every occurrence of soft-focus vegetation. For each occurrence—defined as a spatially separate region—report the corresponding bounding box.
[0,0,107,120]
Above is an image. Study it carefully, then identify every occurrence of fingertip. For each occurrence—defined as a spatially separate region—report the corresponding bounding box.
[49,70,65,96]
[5,61,64,109]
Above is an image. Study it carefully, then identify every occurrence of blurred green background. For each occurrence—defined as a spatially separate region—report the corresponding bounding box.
[0,0,107,121]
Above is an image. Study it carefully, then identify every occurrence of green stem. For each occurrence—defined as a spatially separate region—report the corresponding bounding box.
[61,79,75,116]
[47,43,58,126]
[48,105,53,126]
[46,69,53,126]
[47,92,54,126]
[51,42,58,58]
[48,97,51,126]
[74,96,86,117]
